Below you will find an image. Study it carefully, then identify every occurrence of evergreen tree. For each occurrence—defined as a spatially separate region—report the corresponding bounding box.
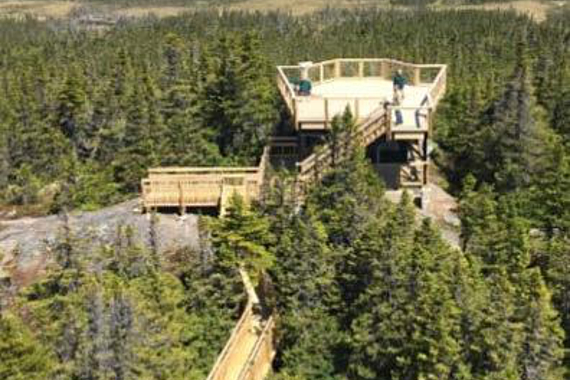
[211,194,276,285]
[0,313,55,380]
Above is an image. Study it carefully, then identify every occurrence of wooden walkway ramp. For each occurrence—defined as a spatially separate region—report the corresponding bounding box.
[206,269,276,380]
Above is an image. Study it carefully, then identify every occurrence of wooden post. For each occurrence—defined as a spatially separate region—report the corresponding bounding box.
[413,67,420,85]
[354,98,360,121]
[292,98,298,130]
[334,60,341,78]
[380,60,387,79]
[386,106,392,141]
[358,61,364,78]
[423,133,428,161]
[324,98,330,129]
[319,64,324,83]
[178,181,185,216]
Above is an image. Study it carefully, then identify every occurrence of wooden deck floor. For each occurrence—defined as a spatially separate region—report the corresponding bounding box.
[296,78,431,130]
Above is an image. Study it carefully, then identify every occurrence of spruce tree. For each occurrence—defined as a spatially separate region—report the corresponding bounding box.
[0,313,55,380]
[211,194,276,285]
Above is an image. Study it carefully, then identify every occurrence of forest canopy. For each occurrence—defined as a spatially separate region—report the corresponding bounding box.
[0,5,570,380]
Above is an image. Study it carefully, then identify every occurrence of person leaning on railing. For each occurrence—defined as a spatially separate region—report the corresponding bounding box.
[298,78,312,96]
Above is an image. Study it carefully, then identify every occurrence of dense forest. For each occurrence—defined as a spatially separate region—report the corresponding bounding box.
[0,217,246,379]
[1,5,570,380]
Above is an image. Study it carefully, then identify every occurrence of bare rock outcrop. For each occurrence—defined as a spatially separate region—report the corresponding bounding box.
[0,199,200,286]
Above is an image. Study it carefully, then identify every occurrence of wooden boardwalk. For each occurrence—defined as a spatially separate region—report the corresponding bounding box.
[140,58,448,380]
[141,57,447,216]
[206,269,276,380]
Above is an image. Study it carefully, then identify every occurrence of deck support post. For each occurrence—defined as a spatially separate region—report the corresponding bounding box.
[386,106,392,141]
[292,98,298,129]
[178,181,185,216]
[324,98,330,129]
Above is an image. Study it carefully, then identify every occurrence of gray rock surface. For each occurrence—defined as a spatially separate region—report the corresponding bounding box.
[0,199,201,284]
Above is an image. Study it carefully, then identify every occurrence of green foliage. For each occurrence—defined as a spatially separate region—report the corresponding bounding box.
[0,26,276,213]
[0,313,55,380]
[1,221,242,380]
[211,194,276,285]
[2,6,570,379]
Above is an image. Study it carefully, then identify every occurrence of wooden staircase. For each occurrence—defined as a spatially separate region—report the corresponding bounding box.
[295,106,389,196]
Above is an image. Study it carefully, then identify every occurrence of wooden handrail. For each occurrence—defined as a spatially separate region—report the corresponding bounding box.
[205,302,254,380]
[149,167,260,174]
[237,315,276,380]
[297,106,388,178]
[277,59,447,126]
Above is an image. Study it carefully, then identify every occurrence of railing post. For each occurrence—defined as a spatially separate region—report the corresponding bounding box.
[320,64,324,83]
[334,60,341,78]
[380,60,387,79]
[358,61,364,78]
[413,67,420,85]
[355,98,360,121]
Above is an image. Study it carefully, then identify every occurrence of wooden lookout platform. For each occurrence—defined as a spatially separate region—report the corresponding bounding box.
[277,58,446,131]
[141,58,447,214]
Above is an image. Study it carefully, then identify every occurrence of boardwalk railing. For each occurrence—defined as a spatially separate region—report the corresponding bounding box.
[277,58,447,126]
[296,105,389,192]
[141,147,270,213]
[206,301,257,380]
[237,315,276,380]
[207,270,276,380]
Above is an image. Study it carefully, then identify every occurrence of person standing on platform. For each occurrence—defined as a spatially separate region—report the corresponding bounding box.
[393,69,407,101]
[393,92,404,125]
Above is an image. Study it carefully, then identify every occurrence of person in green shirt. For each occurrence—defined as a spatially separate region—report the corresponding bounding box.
[393,69,407,101]
[299,79,312,96]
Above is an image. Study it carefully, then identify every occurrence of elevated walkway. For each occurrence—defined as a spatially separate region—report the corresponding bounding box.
[206,269,276,380]
[141,148,269,215]
[281,59,446,193]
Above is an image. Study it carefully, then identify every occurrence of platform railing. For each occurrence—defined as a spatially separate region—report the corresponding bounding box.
[277,58,447,126]
[141,147,270,212]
